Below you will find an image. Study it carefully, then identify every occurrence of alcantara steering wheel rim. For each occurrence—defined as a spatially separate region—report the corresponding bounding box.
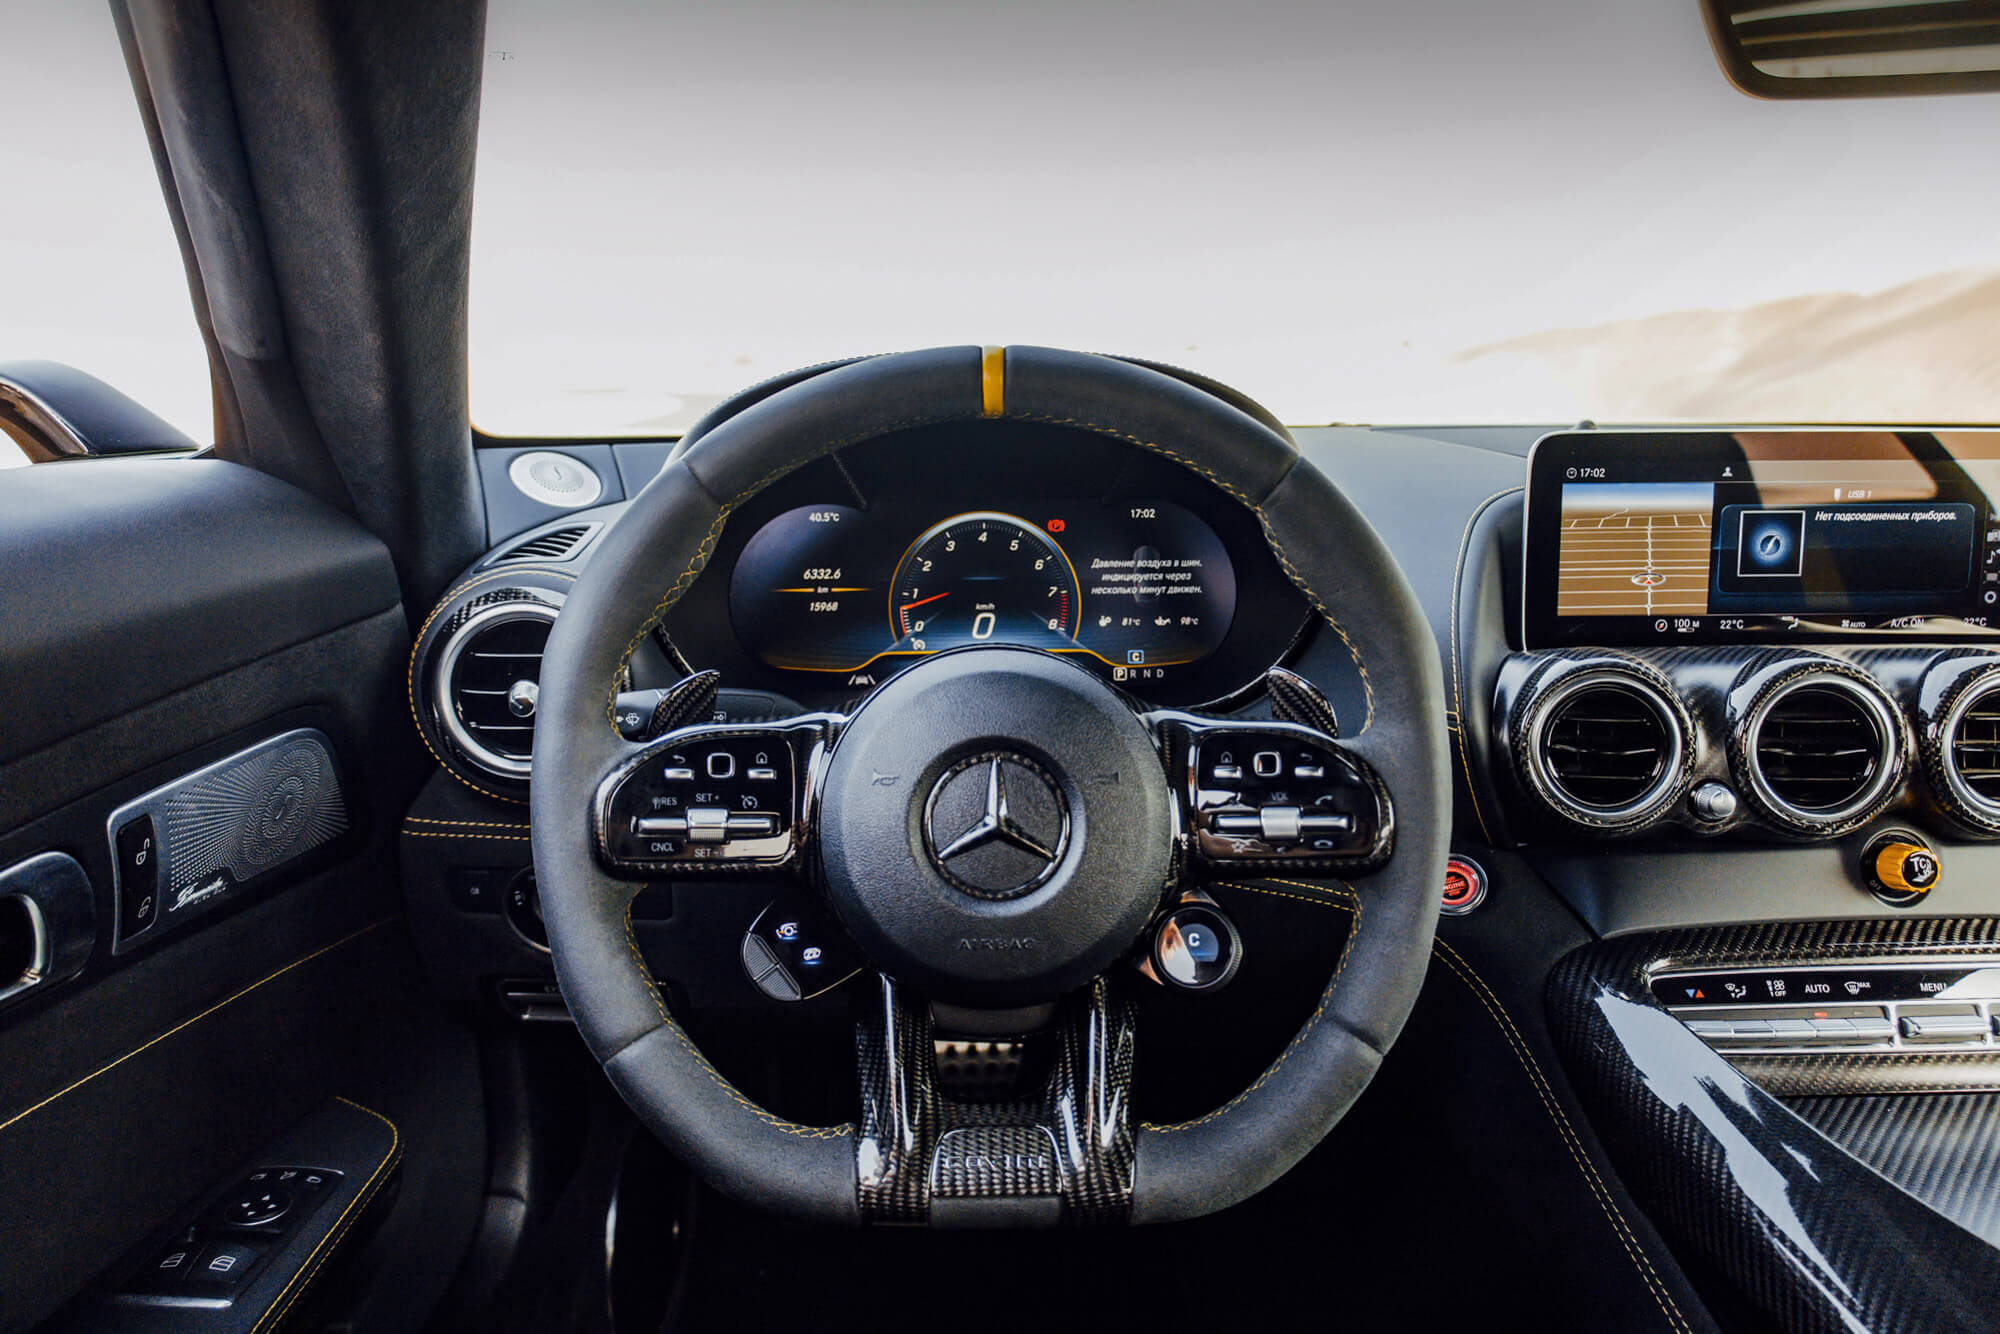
[530,344,1449,1226]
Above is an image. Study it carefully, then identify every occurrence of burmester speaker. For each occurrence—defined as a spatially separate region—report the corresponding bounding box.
[107,728,349,953]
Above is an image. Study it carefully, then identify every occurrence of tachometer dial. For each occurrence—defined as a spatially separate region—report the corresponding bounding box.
[889,512,1080,654]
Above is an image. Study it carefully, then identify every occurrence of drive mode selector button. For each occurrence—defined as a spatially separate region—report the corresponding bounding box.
[1152,905,1241,991]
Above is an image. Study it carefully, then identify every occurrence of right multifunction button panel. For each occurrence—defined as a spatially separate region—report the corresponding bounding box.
[1181,724,1393,870]
[1655,961,2000,1054]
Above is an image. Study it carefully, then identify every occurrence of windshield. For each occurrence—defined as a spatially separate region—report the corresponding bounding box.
[470,0,2000,435]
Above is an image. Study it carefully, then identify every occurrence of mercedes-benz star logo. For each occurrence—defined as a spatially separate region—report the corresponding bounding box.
[922,753,1070,900]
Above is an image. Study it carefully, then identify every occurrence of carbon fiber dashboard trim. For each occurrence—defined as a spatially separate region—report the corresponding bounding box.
[1549,919,2000,1333]
[1726,656,1907,837]
[1789,1092,2000,1249]
[1490,644,1983,846]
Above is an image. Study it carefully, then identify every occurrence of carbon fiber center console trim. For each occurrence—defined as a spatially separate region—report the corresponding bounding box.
[1790,1092,2000,1250]
[1549,918,2000,1334]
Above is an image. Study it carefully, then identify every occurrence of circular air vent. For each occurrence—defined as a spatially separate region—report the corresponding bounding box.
[1516,664,1690,830]
[1932,666,2000,832]
[1737,667,1902,832]
[432,600,558,780]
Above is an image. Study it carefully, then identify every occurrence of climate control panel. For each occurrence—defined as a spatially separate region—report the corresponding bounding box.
[1656,961,2000,1054]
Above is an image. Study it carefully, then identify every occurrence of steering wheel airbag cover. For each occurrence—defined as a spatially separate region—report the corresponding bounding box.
[817,645,1174,1005]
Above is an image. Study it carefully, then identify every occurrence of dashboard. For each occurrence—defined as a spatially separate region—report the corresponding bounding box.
[663,421,1312,711]
[401,409,2000,1334]
[425,422,2000,857]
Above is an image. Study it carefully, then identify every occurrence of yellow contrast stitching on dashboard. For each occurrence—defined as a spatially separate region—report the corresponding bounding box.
[250,1097,401,1334]
[1236,878,1694,1334]
[403,817,533,831]
[406,565,577,806]
[1448,488,1519,846]
[401,829,534,844]
[0,919,394,1135]
[1429,939,1693,1334]
[1141,879,1364,1133]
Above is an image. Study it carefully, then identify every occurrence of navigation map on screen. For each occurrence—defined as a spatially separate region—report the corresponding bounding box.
[1555,483,1715,618]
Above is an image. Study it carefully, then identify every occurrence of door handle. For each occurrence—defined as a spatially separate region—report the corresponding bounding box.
[0,851,95,1012]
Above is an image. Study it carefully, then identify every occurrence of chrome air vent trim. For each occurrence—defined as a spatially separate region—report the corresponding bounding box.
[433,600,559,780]
[1514,660,1692,831]
[1736,665,1904,834]
[1939,669,2000,832]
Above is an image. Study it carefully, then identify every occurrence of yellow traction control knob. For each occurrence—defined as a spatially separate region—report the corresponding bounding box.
[1865,834,1941,906]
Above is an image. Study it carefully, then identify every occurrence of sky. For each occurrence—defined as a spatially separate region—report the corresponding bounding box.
[0,2,210,445]
[1,0,1997,445]
[468,0,2000,432]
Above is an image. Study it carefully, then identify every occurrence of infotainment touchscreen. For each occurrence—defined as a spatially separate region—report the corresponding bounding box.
[1523,430,2000,647]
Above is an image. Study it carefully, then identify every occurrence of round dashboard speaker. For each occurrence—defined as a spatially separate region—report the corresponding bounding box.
[508,451,604,509]
[1510,656,1693,832]
[1729,658,1905,835]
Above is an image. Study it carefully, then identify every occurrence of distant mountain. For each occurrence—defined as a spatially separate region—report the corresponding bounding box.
[1456,268,2000,423]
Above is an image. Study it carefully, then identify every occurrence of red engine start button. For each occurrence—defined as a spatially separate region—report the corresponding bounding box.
[1442,856,1488,916]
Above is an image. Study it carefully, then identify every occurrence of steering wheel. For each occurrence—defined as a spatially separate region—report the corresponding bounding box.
[531,346,1448,1226]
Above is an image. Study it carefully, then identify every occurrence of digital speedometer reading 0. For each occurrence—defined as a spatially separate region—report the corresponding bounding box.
[889,513,1080,652]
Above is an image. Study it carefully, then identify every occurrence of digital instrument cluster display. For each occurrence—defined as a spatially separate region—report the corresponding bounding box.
[728,501,1237,688]
[1525,429,2000,646]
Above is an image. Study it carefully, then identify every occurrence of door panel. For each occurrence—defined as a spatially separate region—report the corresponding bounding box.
[0,457,478,1332]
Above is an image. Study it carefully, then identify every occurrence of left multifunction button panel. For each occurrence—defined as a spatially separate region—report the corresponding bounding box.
[594,720,832,874]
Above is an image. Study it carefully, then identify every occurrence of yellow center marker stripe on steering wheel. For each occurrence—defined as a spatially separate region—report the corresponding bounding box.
[981,345,1006,417]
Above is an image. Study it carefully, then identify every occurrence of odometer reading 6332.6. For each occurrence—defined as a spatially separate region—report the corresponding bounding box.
[888,512,1081,654]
